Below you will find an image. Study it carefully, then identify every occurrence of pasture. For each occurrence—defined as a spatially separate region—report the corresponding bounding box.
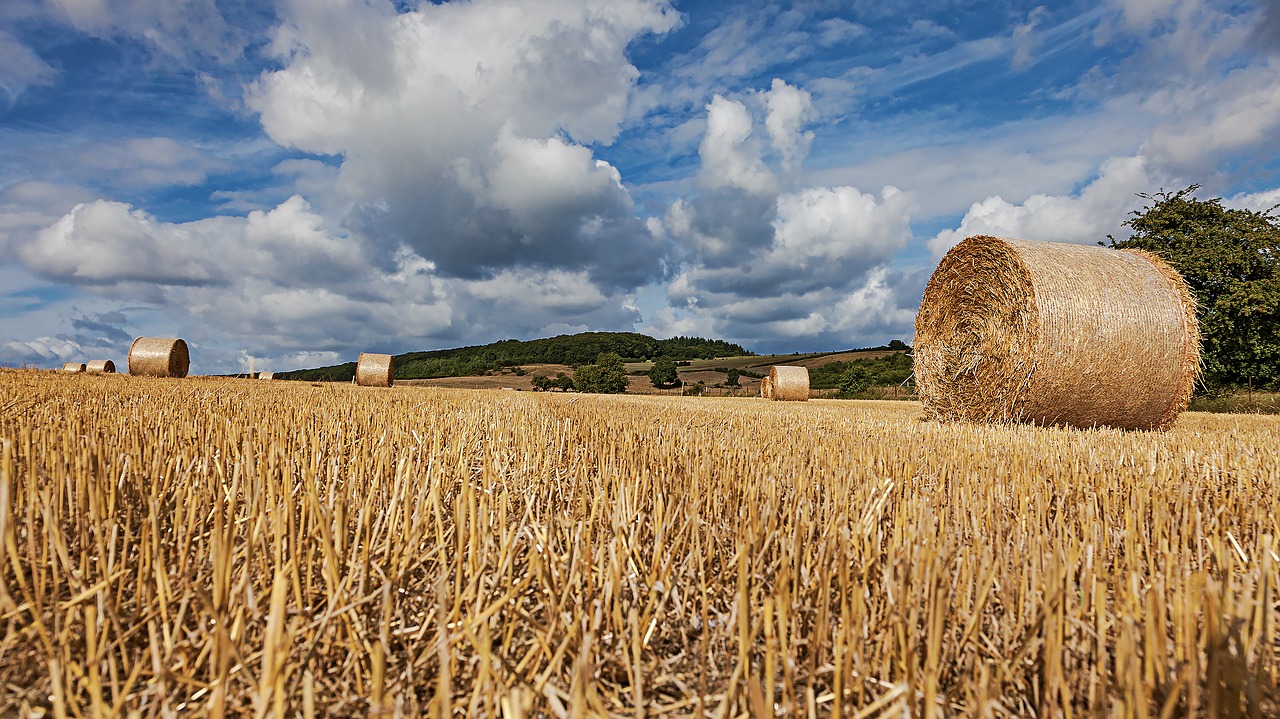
[1,369,1277,716]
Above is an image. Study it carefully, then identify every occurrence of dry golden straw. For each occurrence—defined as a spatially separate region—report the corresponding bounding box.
[128,337,190,378]
[759,375,774,399]
[85,359,115,374]
[258,371,275,381]
[356,352,394,387]
[1,371,1278,716]
[915,235,1199,430]
[768,366,809,401]
[60,362,85,373]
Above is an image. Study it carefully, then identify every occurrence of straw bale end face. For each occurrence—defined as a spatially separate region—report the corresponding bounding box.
[258,371,275,381]
[356,353,394,387]
[61,362,86,373]
[760,375,774,399]
[128,338,190,378]
[769,366,810,401]
[914,235,1199,431]
[86,360,116,374]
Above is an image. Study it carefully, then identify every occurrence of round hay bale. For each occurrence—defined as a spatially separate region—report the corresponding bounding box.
[769,366,810,401]
[356,352,394,387]
[914,235,1199,431]
[128,337,190,378]
[258,371,275,381]
[86,360,116,374]
[760,375,774,399]
[61,362,86,373]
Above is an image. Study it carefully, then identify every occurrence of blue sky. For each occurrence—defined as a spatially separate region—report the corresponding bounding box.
[2,0,1279,373]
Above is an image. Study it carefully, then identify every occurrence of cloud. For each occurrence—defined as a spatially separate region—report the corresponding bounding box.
[697,95,776,194]
[1226,186,1280,212]
[45,0,254,62]
[19,200,227,285]
[763,79,814,179]
[1144,61,1280,174]
[76,137,229,189]
[1255,0,1280,50]
[659,83,918,350]
[0,31,56,101]
[5,191,649,372]
[816,18,866,46]
[930,155,1158,256]
[247,0,678,289]
[1011,6,1049,70]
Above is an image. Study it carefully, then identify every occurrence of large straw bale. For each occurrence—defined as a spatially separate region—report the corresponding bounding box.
[760,375,774,399]
[914,235,1199,430]
[128,338,190,378]
[86,360,115,374]
[356,353,394,387]
[258,372,274,381]
[61,362,86,373]
[768,366,810,401]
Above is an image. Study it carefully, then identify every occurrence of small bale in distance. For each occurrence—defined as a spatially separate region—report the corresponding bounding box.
[258,371,275,381]
[128,337,190,378]
[61,362,86,373]
[356,353,394,387]
[769,366,810,401]
[86,360,116,374]
[913,235,1199,431]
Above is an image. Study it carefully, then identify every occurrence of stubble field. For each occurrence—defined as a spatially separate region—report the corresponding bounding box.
[1,369,1278,717]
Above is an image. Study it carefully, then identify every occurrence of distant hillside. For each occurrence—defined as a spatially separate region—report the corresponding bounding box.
[279,332,751,382]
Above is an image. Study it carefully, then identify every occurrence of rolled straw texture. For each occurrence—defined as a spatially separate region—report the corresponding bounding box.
[128,338,190,378]
[258,372,274,381]
[760,375,774,399]
[86,360,116,374]
[61,362,86,373]
[769,366,810,401]
[914,235,1199,431]
[356,352,394,387]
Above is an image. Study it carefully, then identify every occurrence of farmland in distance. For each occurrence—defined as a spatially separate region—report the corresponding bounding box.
[1,369,1278,716]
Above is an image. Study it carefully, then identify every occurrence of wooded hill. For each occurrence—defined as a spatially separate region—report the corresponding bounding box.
[279,332,751,382]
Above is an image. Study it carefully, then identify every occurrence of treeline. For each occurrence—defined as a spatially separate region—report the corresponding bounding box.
[280,332,750,382]
[809,352,914,397]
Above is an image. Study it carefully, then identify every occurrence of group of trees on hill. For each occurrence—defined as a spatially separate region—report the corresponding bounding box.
[1110,186,1279,393]
[808,352,915,397]
[280,333,749,382]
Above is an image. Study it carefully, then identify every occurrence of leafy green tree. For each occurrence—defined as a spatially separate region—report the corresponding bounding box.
[837,366,870,398]
[649,356,679,388]
[726,368,740,387]
[1109,186,1280,391]
[574,353,627,394]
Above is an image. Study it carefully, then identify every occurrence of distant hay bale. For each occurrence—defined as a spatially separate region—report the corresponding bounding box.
[356,353,394,387]
[769,366,810,401]
[86,360,115,374]
[760,375,774,399]
[61,362,86,373]
[258,372,275,381]
[128,338,190,378]
[914,235,1199,431]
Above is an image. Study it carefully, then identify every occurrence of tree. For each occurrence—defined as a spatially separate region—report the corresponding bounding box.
[837,365,869,398]
[1109,186,1280,392]
[574,352,627,394]
[649,356,678,388]
[726,368,740,387]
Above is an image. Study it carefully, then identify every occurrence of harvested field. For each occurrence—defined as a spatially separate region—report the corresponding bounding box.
[1,369,1278,716]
